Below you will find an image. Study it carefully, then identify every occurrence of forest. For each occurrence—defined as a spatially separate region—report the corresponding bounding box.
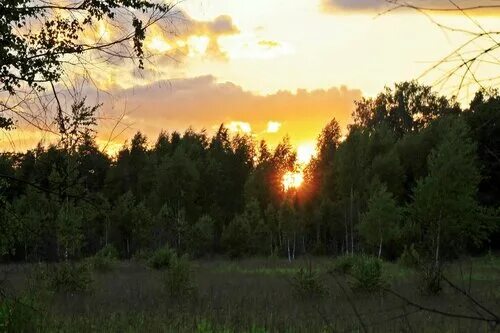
[1,82,499,264]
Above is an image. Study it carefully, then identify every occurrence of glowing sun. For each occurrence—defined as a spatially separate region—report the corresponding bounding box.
[296,142,316,165]
[282,171,304,191]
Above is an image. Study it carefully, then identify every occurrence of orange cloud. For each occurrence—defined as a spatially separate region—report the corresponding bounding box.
[227,121,252,134]
[0,76,362,153]
[95,76,361,152]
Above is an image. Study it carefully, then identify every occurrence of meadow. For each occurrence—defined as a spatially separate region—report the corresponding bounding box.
[1,255,499,332]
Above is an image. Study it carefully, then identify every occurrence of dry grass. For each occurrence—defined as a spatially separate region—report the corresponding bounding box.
[1,255,499,332]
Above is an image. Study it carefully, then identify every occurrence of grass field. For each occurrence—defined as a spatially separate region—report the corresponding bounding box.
[1,255,499,332]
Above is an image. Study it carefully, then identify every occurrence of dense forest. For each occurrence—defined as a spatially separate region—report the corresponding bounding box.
[0,82,498,265]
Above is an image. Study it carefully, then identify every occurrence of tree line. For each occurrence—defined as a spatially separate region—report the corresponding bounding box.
[0,82,499,265]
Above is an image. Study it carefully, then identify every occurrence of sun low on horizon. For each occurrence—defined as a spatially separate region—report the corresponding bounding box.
[2,0,500,170]
[1,0,500,327]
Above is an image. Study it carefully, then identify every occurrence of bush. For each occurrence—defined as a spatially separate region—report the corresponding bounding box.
[0,296,40,333]
[419,263,442,295]
[164,254,196,298]
[90,255,114,273]
[331,255,360,274]
[398,244,420,268]
[90,244,119,272]
[291,265,327,299]
[97,244,119,259]
[148,246,175,270]
[132,248,153,262]
[48,262,93,293]
[349,256,386,293]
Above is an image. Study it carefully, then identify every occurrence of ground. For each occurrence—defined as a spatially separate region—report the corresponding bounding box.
[1,255,499,332]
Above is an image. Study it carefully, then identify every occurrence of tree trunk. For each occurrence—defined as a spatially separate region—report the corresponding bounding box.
[344,205,349,256]
[435,211,442,269]
[126,238,130,258]
[378,236,383,259]
[270,232,274,257]
[287,238,291,262]
[316,222,321,246]
[105,215,109,246]
[350,186,354,256]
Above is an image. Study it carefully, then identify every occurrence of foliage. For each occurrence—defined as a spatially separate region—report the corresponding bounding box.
[90,244,119,272]
[409,117,483,265]
[0,0,175,129]
[349,256,386,293]
[164,254,196,298]
[47,262,93,293]
[358,182,401,258]
[189,215,215,257]
[0,84,498,264]
[398,244,420,268]
[96,244,119,260]
[222,215,252,258]
[147,246,175,270]
[56,202,84,260]
[132,249,153,263]
[290,265,328,299]
[331,255,360,274]
[0,295,40,333]
[418,263,443,295]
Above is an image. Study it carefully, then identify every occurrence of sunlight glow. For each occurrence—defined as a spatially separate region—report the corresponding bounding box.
[219,35,294,60]
[282,171,304,191]
[97,21,110,41]
[266,121,282,133]
[149,36,172,53]
[296,142,316,165]
[188,36,210,56]
[227,121,252,134]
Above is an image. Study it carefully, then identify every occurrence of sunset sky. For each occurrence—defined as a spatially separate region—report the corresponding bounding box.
[2,0,500,159]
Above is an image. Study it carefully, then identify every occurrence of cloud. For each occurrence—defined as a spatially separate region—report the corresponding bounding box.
[94,76,362,150]
[266,121,282,133]
[321,0,500,14]
[70,12,242,92]
[258,40,280,48]
[154,12,240,60]
[321,0,389,12]
[227,121,252,134]
[1,77,362,153]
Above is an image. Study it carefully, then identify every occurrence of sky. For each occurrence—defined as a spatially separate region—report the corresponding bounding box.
[2,0,500,159]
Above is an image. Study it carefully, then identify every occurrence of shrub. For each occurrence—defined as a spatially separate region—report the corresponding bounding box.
[164,254,196,298]
[97,244,119,259]
[398,244,420,268]
[48,262,93,293]
[90,255,114,273]
[148,246,175,270]
[90,244,119,272]
[132,248,153,262]
[291,266,328,299]
[419,263,442,295]
[331,255,360,274]
[0,296,40,333]
[349,256,386,293]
